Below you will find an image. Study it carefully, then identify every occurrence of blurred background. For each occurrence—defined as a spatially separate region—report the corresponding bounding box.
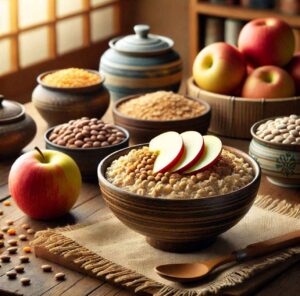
[0,0,299,102]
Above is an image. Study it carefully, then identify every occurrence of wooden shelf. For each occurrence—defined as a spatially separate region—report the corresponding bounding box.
[195,3,300,28]
[189,0,300,72]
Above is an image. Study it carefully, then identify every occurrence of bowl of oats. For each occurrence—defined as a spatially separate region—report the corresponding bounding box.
[32,68,110,126]
[113,91,211,144]
[98,132,261,252]
[250,114,300,188]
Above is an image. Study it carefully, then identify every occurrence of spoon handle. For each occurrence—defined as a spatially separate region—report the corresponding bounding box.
[233,230,300,261]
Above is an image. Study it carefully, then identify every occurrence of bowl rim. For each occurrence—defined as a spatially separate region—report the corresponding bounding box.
[112,93,211,124]
[250,116,300,151]
[97,143,261,202]
[37,69,104,93]
[44,123,130,151]
[188,77,300,102]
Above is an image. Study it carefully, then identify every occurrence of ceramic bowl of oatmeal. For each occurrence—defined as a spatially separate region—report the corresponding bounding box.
[250,115,300,188]
[112,91,211,144]
[98,144,261,252]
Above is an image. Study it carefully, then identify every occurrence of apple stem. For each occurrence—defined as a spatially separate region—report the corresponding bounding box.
[35,147,46,163]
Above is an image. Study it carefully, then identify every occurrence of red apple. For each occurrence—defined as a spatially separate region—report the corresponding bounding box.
[193,42,246,95]
[238,18,295,67]
[8,148,81,220]
[286,53,300,94]
[184,135,222,174]
[149,132,184,174]
[170,131,204,173]
[242,65,295,98]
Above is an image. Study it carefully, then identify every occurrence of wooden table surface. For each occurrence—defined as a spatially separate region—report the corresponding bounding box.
[0,103,299,296]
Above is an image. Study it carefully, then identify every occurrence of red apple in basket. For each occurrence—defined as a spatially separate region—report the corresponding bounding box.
[238,18,295,67]
[286,53,300,94]
[170,131,204,173]
[8,148,81,220]
[184,135,222,174]
[241,66,295,98]
[149,132,184,174]
[193,42,246,95]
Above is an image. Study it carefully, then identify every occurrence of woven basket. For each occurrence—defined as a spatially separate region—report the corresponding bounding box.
[186,77,300,139]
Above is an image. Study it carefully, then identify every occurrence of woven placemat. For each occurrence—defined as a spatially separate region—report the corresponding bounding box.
[32,196,300,296]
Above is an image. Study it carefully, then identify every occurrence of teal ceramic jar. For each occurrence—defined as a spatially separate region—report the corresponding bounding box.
[100,24,182,101]
[249,118,300,188]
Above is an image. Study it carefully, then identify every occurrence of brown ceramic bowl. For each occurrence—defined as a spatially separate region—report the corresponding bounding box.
[45,125,129,182]
[32,70,110,127]
[98,144,261,252]
[112,94,211,144]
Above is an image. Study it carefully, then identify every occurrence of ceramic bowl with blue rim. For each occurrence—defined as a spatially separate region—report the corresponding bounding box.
[249,117,300,188]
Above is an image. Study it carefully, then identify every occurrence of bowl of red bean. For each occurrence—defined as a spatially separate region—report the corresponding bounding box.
[249,114,300,188]
[45,117,129,181]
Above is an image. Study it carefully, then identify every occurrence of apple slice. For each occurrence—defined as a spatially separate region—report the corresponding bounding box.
[149,131,184,174]
[183,135,222,174]
[170,131,204,173]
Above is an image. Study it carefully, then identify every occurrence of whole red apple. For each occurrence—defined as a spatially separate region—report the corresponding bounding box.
[242,65,295,98]
[286,53,300,94]
[238,18,295,67]
[9,148,81,219]
[193,42,246,95]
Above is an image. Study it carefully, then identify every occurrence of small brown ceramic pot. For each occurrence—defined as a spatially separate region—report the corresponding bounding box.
[0,95,37,158]
[98,144,261,252]
[112,94,211,144]
[32,70,110,127]
[45,124,129,182]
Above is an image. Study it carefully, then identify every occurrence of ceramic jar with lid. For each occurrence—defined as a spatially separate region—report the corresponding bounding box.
[100,24,182,101]
[0,95,37,158]
[32,70,110,127]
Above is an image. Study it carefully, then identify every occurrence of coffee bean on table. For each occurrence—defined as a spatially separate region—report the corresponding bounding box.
[41,264,53,272]
[15,265,25,273]
[1,255,11,263]
[20,277,31,286]
[19,256,30,263]
[8,239,18,246]
[55,272,66,281]
[0,240,5,248]
[19,234,27,241]
[8,246,18,254]
[6,271,17,279]
[0,232,4,239]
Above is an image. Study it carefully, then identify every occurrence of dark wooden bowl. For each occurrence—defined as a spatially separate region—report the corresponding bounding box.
[98,144,261,252]
[112,94,211,144]
[45,125,129,182]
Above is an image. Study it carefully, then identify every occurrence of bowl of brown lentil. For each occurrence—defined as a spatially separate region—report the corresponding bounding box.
[98,144,261,252]
[45,117,129,182]
[249,115,300,188]
[112,91,211,144]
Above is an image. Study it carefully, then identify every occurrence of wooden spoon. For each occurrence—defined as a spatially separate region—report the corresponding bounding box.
[155,230,300,283]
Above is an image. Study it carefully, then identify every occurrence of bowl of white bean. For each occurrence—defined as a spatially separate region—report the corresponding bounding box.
[249,114,300,188]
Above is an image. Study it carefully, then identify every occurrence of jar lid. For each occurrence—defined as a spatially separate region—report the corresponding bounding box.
[110,24,174,55]
[0,95,25,124]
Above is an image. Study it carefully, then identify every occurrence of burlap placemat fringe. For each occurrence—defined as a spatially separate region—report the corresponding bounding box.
[32,195,300,296]
[254,195,300,218]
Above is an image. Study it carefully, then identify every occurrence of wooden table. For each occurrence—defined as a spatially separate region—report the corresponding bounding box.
[0,103,299,296]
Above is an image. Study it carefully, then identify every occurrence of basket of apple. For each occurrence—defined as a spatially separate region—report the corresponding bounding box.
[187,17,300,139]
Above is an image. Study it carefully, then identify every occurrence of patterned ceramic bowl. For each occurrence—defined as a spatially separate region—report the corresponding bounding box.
[249,117,300,188]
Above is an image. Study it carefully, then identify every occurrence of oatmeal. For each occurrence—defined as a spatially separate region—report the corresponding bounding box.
[43,68,101,88]
[117,91,206,120]
[106,147,254,199]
